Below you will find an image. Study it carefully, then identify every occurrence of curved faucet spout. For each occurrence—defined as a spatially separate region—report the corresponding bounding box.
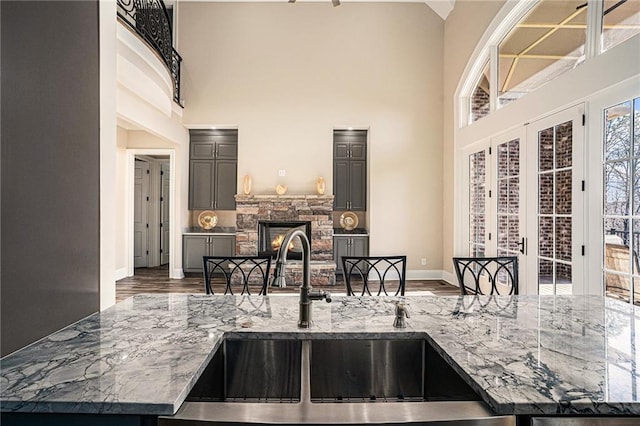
[271,227,330,328]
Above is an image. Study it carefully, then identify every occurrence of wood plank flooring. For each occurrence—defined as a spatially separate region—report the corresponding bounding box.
[116,266,459,303]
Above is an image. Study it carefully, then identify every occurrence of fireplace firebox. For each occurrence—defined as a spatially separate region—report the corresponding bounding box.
[258,221,312,260]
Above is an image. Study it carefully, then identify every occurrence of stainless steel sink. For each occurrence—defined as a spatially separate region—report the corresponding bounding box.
[186,339,302,403]
[310,339,425,402]
[159,338,515,425]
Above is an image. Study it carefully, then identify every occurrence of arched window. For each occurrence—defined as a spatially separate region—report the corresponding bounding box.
[458,0,640,127]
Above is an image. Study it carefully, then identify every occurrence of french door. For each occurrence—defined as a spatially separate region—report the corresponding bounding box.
[463,106,584,295]
[463,129,526,288]
[525,106,585,295]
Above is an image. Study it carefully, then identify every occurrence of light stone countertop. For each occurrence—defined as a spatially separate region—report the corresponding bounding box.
[1,294,639,417]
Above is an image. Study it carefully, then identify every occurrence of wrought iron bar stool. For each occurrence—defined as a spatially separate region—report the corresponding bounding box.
[342,255,407,296]
[203,256,272,295]
[452,256,519,296]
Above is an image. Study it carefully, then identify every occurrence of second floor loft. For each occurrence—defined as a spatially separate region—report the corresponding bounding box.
[117,0,182,106]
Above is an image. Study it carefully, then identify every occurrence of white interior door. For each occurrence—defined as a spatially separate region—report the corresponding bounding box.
[134,159,150,268]
[525,105,585,295]
[160,162,170,265]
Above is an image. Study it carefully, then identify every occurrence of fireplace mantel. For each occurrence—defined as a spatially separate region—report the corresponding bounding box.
[235,194,336,285]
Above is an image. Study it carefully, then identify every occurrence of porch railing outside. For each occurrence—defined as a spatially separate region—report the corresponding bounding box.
[117,0,183,106]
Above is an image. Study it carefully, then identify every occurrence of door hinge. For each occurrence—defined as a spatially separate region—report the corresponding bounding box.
[146,196,149,202]
[160,196,163,202]
[161,171,164,176]
[147,169,150,174]
[488,190,492,198]
[146,250,149,255]
[146,223,149,228]
[581,245,585,256]
[489,147,492,155]
[488,233,492,241]
[581,180,585,191]
[582,114,586,126]
[160,249,163,253]
[160,223,163,228]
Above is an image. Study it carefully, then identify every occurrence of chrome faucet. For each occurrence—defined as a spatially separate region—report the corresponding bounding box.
[271,228,331,328]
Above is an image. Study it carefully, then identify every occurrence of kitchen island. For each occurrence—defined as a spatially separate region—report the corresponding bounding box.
[1,294,639,424]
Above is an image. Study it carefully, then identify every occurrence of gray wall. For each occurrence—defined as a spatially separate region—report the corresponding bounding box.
[1,1,100,356]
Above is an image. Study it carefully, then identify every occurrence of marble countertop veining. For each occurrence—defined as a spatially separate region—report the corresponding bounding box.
[1,294,639,417]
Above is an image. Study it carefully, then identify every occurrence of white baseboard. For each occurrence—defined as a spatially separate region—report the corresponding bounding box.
[405,269,459,287]
[171,268,185,279]
[114,267,128,281]
[406,269,446,280]
[441,270,457,286]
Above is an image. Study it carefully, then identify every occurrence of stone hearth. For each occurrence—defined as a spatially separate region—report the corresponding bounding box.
[235,194,336,286]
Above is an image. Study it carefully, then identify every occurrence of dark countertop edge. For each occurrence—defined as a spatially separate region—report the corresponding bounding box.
[183,227,236,235]
[0,401,176,416]
[333,228,369,235]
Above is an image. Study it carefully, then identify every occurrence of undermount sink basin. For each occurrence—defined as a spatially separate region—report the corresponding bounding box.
[309,339,482,403]
[186,339,302,403]
[162,338,514,425]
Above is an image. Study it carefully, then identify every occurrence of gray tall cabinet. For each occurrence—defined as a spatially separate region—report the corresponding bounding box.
[333,130,367,211]
[189,129,238,211]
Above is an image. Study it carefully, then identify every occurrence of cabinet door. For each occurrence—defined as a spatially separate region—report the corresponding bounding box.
[333,160,349,210]
[349,160,367,211]
[190,141,216,159]
[349,141,367,160]
[334,142,351,159]
[333,236,350,274]
[215,140,238,159]
[210,235,236,256]
[183,236,208,273]
[351,236,369,257]
[189,160,215,210]
[215,159,237,210]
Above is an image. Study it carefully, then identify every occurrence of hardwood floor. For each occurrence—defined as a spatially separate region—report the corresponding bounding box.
[116,266,460,303]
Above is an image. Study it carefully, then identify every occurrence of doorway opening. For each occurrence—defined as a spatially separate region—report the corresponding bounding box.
[134,155,170,275]
[127,149,177,279]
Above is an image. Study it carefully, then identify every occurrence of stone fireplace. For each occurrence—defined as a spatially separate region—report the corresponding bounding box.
[235,195,336,285]
[258,220,312,260]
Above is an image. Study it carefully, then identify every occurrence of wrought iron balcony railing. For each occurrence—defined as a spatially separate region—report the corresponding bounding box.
[117,0,183,106]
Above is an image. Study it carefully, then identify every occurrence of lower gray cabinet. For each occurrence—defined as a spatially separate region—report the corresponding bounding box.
[183,234,236,273]
[334,235,369,274]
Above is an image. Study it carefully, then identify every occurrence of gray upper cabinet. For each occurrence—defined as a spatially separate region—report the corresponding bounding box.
[189,129,238,210]
[333,130,367,211]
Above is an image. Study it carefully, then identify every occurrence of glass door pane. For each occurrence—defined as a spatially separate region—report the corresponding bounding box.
[469,150,487,257]
[603,97,640,305]
[537,120,573,294]
[496,138,521,257]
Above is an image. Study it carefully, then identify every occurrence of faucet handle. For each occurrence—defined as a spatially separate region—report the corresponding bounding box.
[395,302,409,318]
[394,302,409,328]
[309,289,331,303]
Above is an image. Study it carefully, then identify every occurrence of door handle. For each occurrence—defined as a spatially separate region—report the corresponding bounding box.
[518,237,527,255]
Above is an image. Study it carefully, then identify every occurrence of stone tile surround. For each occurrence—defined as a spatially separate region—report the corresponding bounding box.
[235,194,336,285]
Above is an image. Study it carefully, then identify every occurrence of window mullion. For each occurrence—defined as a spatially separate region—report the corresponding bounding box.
[586,0,604,59]
[490,44,499,112]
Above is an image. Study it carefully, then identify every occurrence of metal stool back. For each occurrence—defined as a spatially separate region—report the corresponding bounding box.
[452,256,519,296]
[342,255,407,296]
[203,256,272,295]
